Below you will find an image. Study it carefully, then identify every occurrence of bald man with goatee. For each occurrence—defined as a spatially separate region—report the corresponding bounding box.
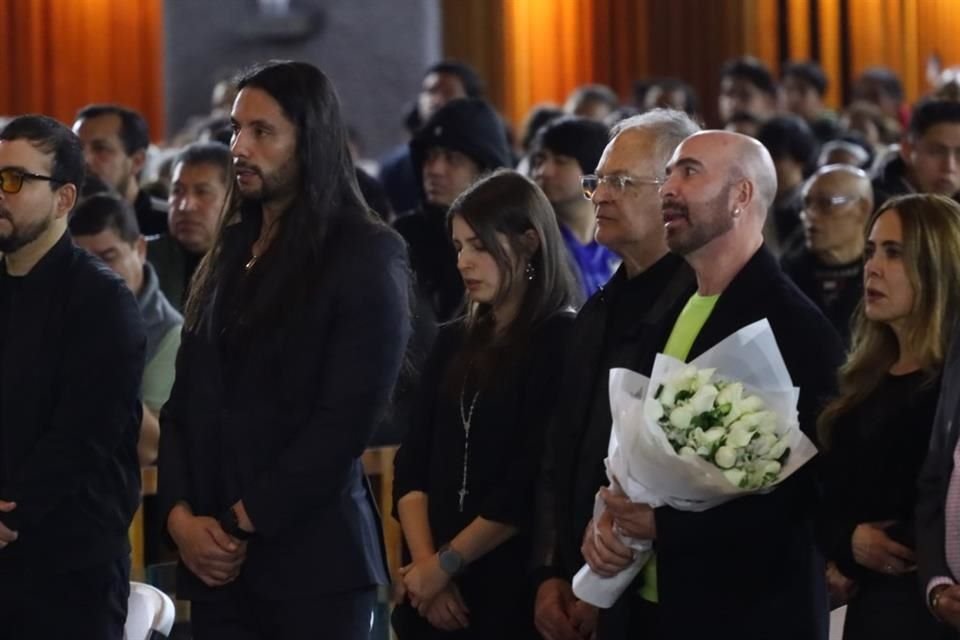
[581,131,844,640]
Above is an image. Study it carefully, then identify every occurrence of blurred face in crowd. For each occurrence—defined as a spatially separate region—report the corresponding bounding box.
[853,78,900,120]
[590,129,666,255]
[901,123,960,196]
[422,146,481,208]
[230,87,299,206]
[782,76,822,120]
[168,161,229,255]
[800,170,870,260]
[0,139,74,254]
[644,86,688,113]
[570,98,615,122]
[418,72,467,123]
[531,148,583,206]
[718,77,775,125]
[660,134,739,256]
[864,209,914,329]
[73,113,143,195]
[74,229,146,295]
[451,213,516,307]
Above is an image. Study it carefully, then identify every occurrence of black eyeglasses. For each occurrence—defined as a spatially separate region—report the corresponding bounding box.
[0,168,62,195]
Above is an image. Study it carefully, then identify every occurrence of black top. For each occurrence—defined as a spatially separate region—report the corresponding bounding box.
[782,249,863,347]
[394,204,463,325]
[821,371,941,579]
[393,311,573,629]
[0,231,145,574]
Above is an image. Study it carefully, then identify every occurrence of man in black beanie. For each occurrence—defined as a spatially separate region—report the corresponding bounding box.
[383,98,511,445]
[395,97,512,325]
[531,116,617,297]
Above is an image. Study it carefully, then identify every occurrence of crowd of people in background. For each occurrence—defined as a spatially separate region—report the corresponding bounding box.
[3,53,960,639]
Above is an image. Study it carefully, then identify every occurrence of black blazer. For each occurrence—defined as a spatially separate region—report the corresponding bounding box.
[536,255,695,583]
[0,231,145,573]
[634,247,844,640]
[917,325,960,594]
[158,213,412,601]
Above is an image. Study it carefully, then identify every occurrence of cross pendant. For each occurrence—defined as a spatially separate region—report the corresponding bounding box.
[458,487,468,512]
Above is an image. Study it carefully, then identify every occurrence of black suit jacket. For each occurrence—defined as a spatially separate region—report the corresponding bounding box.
[633,247,844,640]
[0,231,145,574]
[917,325,960,594]
[158,212,412,600]
[537,255,695,584]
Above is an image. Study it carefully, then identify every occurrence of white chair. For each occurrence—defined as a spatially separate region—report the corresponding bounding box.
[124,582,176,640]
[829,605,847,640]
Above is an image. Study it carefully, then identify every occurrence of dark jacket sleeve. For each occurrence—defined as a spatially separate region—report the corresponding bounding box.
[157,330,192,541]
[241,229,412,537]
[392,326,455,508]
[917,331,960,587]
[817,430,863,577]
[478,314,573,529]
[1,277,145,531]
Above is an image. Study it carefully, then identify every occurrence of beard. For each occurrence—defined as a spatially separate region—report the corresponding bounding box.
[0,209,53,253]
[235,155,299,205]
[663,185,736,256]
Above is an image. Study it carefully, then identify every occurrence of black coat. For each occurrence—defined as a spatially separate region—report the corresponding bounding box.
[633,247,844,640]
[158,212,412,601]
[0,231,145,574]
[535,254,695,583]
[917,325,960,607]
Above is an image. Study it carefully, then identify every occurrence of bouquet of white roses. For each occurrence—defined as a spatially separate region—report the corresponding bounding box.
[572,320,817,608]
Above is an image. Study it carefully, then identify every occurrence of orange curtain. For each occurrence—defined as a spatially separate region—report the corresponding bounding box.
[0,0,165,140]
[442,0,960,130]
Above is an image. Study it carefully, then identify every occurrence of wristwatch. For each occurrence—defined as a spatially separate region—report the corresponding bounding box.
[218,506,254,541]
[437,543,465,576]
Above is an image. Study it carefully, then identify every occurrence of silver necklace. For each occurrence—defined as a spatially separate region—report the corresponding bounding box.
[458,373,480,513]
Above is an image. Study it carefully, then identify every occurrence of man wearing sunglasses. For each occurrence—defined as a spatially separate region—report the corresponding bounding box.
[0,115,145,638]
[782,164,874,346]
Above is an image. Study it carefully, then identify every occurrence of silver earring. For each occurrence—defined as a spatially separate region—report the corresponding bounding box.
[733,207,742,218]
[525,262,536,281]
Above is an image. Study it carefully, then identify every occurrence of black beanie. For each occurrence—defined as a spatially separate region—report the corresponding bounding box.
[410,98,512,176]
[532,116,610,174]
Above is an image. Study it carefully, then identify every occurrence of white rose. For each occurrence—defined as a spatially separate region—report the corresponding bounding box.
[702,426,726,445]
[750,433,778,456]
[739,395,765,414]
[690,384,719,414]
[669,406,694,430]
[716,382,743,408]
[768,439,788,460]
[761,460,782,476]
[727,427,756,448]
[723,469,747,487]
[679,446,697,457]
[756,411,778,434]
[714,446,738,469]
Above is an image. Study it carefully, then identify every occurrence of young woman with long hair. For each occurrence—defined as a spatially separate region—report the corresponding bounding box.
[392,169,580,638]
[819,193,960,639]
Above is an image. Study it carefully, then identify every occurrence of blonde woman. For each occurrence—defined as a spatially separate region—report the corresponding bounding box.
[819,193,960,639]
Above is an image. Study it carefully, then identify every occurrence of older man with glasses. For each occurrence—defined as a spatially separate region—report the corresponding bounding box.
[532,109,700,640]
[782,164,874,346]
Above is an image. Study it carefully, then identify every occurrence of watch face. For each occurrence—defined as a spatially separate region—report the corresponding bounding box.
[439,549,463,574]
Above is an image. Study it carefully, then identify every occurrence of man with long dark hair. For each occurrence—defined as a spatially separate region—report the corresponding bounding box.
[158,60,412,638]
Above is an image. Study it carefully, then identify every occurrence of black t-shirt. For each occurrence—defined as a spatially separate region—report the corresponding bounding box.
[782,249,863,347]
